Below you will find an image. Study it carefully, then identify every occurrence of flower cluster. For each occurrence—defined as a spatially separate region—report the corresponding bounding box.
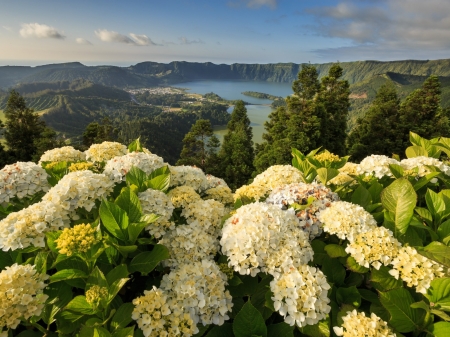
[333,310,396,337]
[159,260,233,326]
[85,285,108,305]
[168,186,202,209]
[0,264,48,331]
[400,156,450,177]
[318,201,377,241]
[132,286,198,337]
[0,162,50,204]
[204,185,234,206]
[220,203,313,277]
[271,265,331,327]
[357,155,400,179]
[55,223,99,256]
[0,201,68,251]
[314,150,340,163]
[85,141,128,162]
[139,189,175,238]
[169,165,208,191]
[181,199,225,236]
[346,227,402,269]
[39,146,86,163]
[68,162,94,172]
[103,152,166,182]
[389,246,445,294]
[43,170,114,214]
[266,183,339,240]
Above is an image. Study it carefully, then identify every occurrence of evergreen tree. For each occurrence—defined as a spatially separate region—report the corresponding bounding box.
[218,101,254,190]
[319,64,350,155]
[82,117,119,148]
[398,75,450,149]
[176,119,220,173]
[347,81,403,161]
[3,90,46,162]
[33,126,65,162]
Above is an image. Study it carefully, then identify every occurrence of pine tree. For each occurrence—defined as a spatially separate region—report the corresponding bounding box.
[176,119,220,173]
[218,101,254,190]
[82,117,119,148]
[319,64,350,155]
[3,90,46,162]
[347,81,403,161]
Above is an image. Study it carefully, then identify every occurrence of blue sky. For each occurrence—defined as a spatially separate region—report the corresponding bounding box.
[1,0,450,66]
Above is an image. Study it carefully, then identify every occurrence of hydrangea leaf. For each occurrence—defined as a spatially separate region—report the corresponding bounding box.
[49,269,88,284]
[110,303,134,331]
[336,286,362,308]
[115,187,142,224]
[267,322,294,337]
[205,323,234,337]
[129,244,169,274]
[370,266,402,291]
[429,322,450,337]
[324,244,348,258]
[425,277,450,312]
[316,167,339,185]
[416,241,450,268]
[100,200,129,241]
[233,301,267,337]
[381,178,417,234]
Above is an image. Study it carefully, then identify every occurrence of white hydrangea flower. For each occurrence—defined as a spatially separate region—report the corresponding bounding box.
[204,185,234,206]
[346,227,402,269]
[357,155,400,179]
[39,146,86,163]
[0,162,50,204]
[85,141,128,162]
[333,310,396,337]
[203,175,229,190]
[42,170,114,214]
[271,265,331,328]
[220,203,313,277]
[0,264,49,331]
[0,201,69,251]
[103,152,166,182]
[253,165,303,189]
[400,156,450,177]
[132,286,198,337]
[168,186,202,209]
[181,199,226,237]
[318,201,377,242]
[266,183,339,240]
[389,246,445,294]
[169,165,208,192]
[159,260,233,326]
[139,189,175,238]
[159,222,220,267]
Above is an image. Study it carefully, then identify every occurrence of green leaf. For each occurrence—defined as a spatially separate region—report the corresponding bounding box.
[405,145,428,158]
[429,322,450,337]
[111,303,134,331]
[336,286,362,308]
[86,267,108,290]
[267,322,294,337]
[370,266,403,291]
[145,166,171,192]
[129,244,169,274]
[316,167,339,185]
[127,222,151,244]
[381,178,417,234]
[368,181,384,203]
[46,231,60,253]
[389,164,405,179]
[311,240,328,265]
[322,258,346,286]
[417,241,450,268]
[425,278,450,311]
[115,187,143,224]
[49,269,88,284]
[351,185,372,209]
[346,256,369,274]
[426,189,446,217]
[42,282,73,325]
[100,200,129,241]
[205,323,234,337]
[414,172,441,191]
[128,138,144,152]
[112,327,135,337]
[379,288,421,333]
[64,295,96,315]
[106,264,129,286]
[324,244,347,258]
[233,301,267,337]
[108,278,129,304]
[299,319,330,337]
[415,207,434,226]
[34,251,49,275]
[125,167,148,191]
[438,220,450,240]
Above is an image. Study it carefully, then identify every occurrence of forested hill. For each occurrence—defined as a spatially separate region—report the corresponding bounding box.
[3,59,450,89]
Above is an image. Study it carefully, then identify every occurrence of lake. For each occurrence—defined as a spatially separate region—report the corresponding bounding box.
[173,80,293,144]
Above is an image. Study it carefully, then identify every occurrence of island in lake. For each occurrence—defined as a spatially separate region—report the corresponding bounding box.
[241,91,282,100]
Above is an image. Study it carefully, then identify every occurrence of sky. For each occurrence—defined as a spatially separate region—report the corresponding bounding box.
[1,0,450,67]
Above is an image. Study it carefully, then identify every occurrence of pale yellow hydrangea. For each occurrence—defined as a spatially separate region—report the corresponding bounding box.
[318,201,377,242]
[85,285,108,305]
[55,223,99,256]
[400,156,450,177]
[85,141,128,162]
[234,183,270,202]
[314,150,340,163]
[271,265,331,327]
[181,199,226,236]
[139,189,175,238]
[168,186,202,209]
[346,227,402,269]
[68,162,94,172]
[169,165,208,191]
[389,246,445,294]
[160,260,233,326]
[39,146,86,163]
[132,286,198,337]
[204,185,234,206]
[0,264,49,331]
[328,173,355,186]
[333,310,396,337]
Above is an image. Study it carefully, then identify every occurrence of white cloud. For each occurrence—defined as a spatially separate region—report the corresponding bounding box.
[95,29,159,46]
[20,23,65,39]
[179,36,204,44]
[129,33,159,46]
[76,38,92,45]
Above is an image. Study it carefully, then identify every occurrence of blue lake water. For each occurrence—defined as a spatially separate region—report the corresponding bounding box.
[173,80,293,144]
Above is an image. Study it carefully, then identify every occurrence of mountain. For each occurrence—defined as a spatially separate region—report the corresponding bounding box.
[3,59,450,89]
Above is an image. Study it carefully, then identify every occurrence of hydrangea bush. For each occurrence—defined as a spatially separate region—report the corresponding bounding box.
[2,133,450,336]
